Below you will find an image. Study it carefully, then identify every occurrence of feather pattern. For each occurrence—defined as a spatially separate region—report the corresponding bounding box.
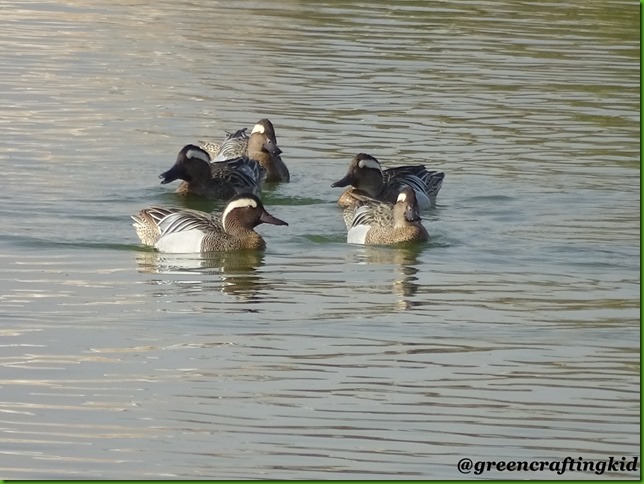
[200,128,249,163]
[157,209,220,237]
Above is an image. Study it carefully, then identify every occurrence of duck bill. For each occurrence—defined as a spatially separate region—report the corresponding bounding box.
[263,139,282,156]
[159,165,181,184]
[331,173,354,188]
[260,210,288,226]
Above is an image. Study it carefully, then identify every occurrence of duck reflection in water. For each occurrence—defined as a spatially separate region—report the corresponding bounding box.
[135,249,266,300]
[351,245,426,311]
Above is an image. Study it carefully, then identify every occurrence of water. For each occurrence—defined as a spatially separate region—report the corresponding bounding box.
[0,0,639,479]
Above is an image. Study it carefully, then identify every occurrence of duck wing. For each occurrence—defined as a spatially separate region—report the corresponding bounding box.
[349,199,394,230]
[211,156,265,195]
[382,165,445,207]
[157,209,221,238]
[199,127,250,161]
[212,128,249,162]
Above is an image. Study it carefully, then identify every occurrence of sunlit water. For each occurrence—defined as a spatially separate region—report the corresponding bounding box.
[0,0,639,479]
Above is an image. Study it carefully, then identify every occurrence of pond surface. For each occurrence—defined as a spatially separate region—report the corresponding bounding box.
[0,0,639,479]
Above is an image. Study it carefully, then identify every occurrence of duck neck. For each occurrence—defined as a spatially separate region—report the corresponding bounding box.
[356,170,384,198]
[223,217,255,236]
[247,135,271,164]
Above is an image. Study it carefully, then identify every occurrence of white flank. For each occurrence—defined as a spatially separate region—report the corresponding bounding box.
[357,157,381,171]
[186,148,210,163]
[155,229,205,253]
[251,123,265,134]
[347,224,370,245]
[397,192,408,203]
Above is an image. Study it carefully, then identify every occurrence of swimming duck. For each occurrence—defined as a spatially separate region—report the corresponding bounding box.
[332,153,444,210]
[345,187,429,245]
[200,119,290,183]
[159,144,264,199]
[131,193,288,253]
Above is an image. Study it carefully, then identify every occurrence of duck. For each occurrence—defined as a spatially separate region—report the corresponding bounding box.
[345,187,429,245]
[200,118,290,183]
[331,153,444,210]
[131,193,288,253]
[159,144,264,200]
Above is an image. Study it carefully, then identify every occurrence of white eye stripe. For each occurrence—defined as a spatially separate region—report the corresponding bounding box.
[222,197,257,219]
[397,192,408,203]
[251,123,265,134]
[222,198,257,231]
[186,149,210,163]
[357,158,381,171]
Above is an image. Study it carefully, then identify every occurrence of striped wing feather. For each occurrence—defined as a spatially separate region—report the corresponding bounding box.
[157,209,221,238]
[350,200,394,230]
[212,128,249,162]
